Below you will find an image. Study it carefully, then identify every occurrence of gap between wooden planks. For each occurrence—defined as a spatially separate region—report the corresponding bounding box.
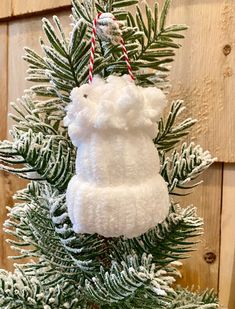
[0,23,9,270]
[219,164,235,309]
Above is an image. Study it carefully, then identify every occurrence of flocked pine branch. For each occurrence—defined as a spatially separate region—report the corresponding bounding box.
[0,91,74,189]
[109,203,203,266]
[161,142,215,195]
[84,253,177,307]
[0,0,219,308]
[24,0,188,103]
[4,184,203,275]
[0,0,190,188]
[5,182,105,275]
[10,91,67,133]
[0,129,74,190]
[4,184,213,308]
[0,90,70,181]
[167,288,219,308]
[0,268,84,309]
[155,100,197,152]
[0,268,218,309]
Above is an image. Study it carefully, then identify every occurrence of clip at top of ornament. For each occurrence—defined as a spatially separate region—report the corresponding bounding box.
[89,12,135,83]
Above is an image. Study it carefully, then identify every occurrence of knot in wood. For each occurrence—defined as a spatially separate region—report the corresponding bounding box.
[223,44,232,56]
[204,251,216,264]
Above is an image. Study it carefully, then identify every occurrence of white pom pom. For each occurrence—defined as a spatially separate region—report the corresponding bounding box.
[64,75,167,143]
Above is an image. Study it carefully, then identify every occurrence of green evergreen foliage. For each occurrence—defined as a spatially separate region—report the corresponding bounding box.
[0,0,219,308]
[0,268,84,308]
[161,143,215,195]
[110,204,203,266]
[155,100,197,152]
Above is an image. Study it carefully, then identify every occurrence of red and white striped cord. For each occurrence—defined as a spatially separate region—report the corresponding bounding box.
[88,13,135,83]
[120,37,135,81]
[89,13,102,83]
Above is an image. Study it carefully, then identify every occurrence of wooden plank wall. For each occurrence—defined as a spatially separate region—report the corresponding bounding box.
[0,0,71,19]
[0,1,234,308]
[161,2,235,308]
[176,163,223,292]
[0,23,10,270]
[161,0,235,163]
[220,165,235,308]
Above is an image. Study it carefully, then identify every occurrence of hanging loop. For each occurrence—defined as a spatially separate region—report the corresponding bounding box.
[88,13,135,83]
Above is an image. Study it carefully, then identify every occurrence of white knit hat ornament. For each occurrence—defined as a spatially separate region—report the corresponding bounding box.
[64,13,170,238]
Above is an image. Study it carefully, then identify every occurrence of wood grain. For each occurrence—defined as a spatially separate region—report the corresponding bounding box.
[4,11,72,270]
[155,0,235,163]
[0,24,9,270]
[0,24,20,271]
[219,164,235,309]
[7,11,71,132]
[12,0,71,17]
[0,25,8,139]
[0,2,12,19]
[0,0,71,20]
[176,163,223,291]
[0,23,29,271]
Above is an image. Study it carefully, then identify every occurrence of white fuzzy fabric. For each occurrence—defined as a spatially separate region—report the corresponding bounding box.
[64,75,167,144]
[64,75,170,238]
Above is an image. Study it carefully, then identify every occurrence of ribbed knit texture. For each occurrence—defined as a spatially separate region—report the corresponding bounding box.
[64,75,170,238]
